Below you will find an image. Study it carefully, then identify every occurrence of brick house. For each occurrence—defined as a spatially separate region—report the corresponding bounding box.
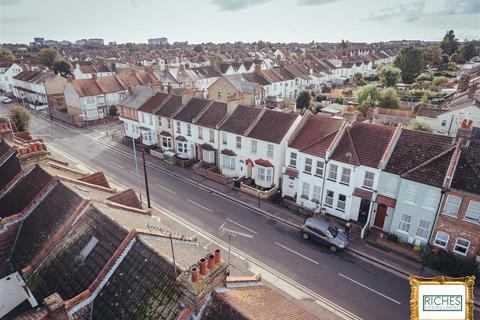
[431,138,480,261]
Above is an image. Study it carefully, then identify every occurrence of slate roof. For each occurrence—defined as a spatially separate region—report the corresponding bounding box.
[289,114,343,158]
[0,165,53,218]
[0,139,12,160]
[202,285,320,320]
[155,94,183,117]
[385,129,454,187]
[174,98,211,123]
[224,74,257,93]
[10,182,83,270]
[0,151,21,192]
[140,92,171,114]
[331,122,396,168]
[195,101,228,128]
[119,85,155,110]
[220,105,262,135]
[248,110,298,144]
[27,205,129,302]
[450,140,480,195]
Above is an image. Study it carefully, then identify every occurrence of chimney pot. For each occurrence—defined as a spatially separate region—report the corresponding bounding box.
[199,258,207,276]
[167,82,172,94]
[254,64,261,73]
[207,254,215,269]
[191,265,199,283]
[214,249,221,264]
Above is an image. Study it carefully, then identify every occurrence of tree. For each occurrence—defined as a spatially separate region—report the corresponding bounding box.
[109,105,118,117]
[378,87,400,109]
[440,30,459,56]
[10,106,31,132]
[353,72,363,85]
[394,46,424,83]
[357,84,380,106]
[52,59,72,76]
[423,44,443,66]
[257,40,266,50]
[406,120,432,133]
[458,41,477,62]
[296,90,311,110]
[376,64,401,87]
[0,48,15,62]
[37,48,60,68]
[449,52,459,63]
[193,44,203,53]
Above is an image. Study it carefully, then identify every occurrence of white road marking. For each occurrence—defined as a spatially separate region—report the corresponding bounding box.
[129,169,144,179]
[109,160,125,169]
[155,183,177,195]
[226,218,258,235]
[338,273,402,305]
[187,199,214,213]
[274,242,319,265]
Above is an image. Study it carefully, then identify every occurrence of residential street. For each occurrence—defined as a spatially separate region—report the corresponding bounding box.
[9,109,478,320]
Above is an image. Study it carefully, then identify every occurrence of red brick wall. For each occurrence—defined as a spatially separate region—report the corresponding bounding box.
[432,190,480,260]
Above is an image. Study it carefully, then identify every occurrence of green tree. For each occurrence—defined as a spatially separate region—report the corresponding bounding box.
[296,90,311,110]
[353,72,363,85]
[378,87,400,108]
[432,76,447,86]
[193,44,203,53]
[257,40,266,50]
[37,48,60,68]
[357,84,380,106]
[109,105,118,117]
[458,41,477,62]
[440,30,459,56]
[449,52,459,63]
[423,44,443,66]
[0,48,15,62]
[52,59,72,76]
[394,46,424,83]
[376,64,401,87]
[10,106,31,132]
[406,120,432,133]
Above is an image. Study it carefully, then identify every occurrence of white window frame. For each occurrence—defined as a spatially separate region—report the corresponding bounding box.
[453,238,470,256]
[222,155,235,170]
[312,185,321,203]
[304,158,312,174]
[315,161,324,177]
[464,200,480,224]
[187,124,192,136]
[340,167,351,185]
[325,190,334,207]
[422,190,438,210]
[415,219,431,240]
[301,182,310,198]
[251,140,257,154]
[177,141,188,154]
[198,127,203,139]
[176,121,181,133]
[363,171,375,189]
[162,136,172,149]
[267,144,274,158]
[443,195,461,216]
[202,149,215,164]
[404,184,417,204]
[398,214,411,233]
[222,132,227,145]
[209,129,215,143]
[328,164,338,181]
[337,194,346,212]
[433,231,449,248]
[289,152,297,168]
[257,166,273,184]
[236,136,242,149]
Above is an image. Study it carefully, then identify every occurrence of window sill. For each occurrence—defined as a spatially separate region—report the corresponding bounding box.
[339,182,350,186]
[452,250,468,257]
[362,186,373,190]
[300,195,309,200]
[432,243,447,250]
[441,212,459,218]
[462,218,480,225]
[327,178,336,182]
[336,208,345,212]
[403,201,417,206]
[314,174,323,178]
[303,171,312,175]
[324,203,333,208]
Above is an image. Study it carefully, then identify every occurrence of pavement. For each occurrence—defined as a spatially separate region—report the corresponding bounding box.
[7,107,480,320]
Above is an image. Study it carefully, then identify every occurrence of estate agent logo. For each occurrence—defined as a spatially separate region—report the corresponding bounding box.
[410,276,475,320]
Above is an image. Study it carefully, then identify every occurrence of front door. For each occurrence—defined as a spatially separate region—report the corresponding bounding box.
[358,199,371,225]
[373,204,387,230]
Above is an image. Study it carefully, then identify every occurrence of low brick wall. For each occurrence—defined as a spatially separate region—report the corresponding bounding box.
[175,158,196,168]
[193,164,230,185]
[376,237,422,262]
[150,149,163,160]
[240,183,278,200]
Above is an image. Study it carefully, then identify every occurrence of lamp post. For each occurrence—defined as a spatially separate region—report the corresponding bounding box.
[132,136,143,202]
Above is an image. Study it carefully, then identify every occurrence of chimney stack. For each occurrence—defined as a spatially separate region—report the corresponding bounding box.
[167,82,172,95]
[254,63,261,73]
[207,254,215,269]
[343,105,358,125]
[43,293,68,320]
[214,249,221,264]
[191,265,199,283]
[199,258,208,276]
[456,118,473,146]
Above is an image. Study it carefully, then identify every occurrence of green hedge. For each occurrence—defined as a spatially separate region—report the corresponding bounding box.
[422,246,479,286]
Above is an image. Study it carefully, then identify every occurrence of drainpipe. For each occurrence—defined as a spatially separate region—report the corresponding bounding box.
[361,191,376,239]
[428,189,446,244]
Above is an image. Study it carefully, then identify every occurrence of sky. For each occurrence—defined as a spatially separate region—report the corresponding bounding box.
[0,0,479,44]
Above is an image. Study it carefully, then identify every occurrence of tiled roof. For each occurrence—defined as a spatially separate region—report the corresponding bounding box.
[174,98,211,123]
[96,75,125,93]
[140,92,171,114]
[0,151,21,192]
[10,182,83,270]
[28,205,129,302]
[72,75,125,97]
[220,105,262,135]
[107,189,142,209]
[451,140,480,195]
[202,285,320,320]
[385,129,454,186]
[289,114,342,158]
[248,110,298,144]
[195,101,228,128]
[0,165,53,218]
[331,122,395,168]
[78,171,110,188]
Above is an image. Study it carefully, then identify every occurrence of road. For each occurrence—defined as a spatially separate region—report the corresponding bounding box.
[5,107,477,320]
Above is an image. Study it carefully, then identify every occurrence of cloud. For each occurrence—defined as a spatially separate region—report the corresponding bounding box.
[0,0,22,5]
[441,0,480,15]
[367,1,426,22]
[210,0,269,11]
[297,0,340,6]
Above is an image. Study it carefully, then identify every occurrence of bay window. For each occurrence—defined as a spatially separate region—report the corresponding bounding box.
[222,155,235,170]
[257,166,273,185]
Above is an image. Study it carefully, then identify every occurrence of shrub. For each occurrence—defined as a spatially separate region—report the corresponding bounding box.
[315,94,328,102]
[10,106,30,132]
[432,76,447,86]
[364,75,379,82]
[416,72,433,81]
[108,105,118,117]
[387,233,400,243]
[422,246,480,285]
[334,97,344,104]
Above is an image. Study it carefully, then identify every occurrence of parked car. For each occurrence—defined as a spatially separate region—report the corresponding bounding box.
[300,218,349,252]
[1,97,13,104]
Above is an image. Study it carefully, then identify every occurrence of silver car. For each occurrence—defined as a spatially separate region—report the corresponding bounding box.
[300,218,349,252]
